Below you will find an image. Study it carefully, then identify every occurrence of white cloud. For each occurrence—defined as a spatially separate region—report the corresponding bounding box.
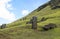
[22,10,29,16]
[6,4,14,10]
[0,0,16,23]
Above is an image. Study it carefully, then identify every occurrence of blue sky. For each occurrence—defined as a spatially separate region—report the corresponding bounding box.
[0,0,49,24]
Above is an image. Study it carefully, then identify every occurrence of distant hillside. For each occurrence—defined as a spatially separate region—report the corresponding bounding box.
[0,0,60,39]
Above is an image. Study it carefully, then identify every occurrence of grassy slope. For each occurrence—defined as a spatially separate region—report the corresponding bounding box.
[0,2,60,39]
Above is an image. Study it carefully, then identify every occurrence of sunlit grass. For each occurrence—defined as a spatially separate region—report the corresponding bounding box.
[0,3,60,39]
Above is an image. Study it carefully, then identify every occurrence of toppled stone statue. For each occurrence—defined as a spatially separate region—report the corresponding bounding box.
[37,17,48,23]
[42,23,57,31]
[26,21,32,24]
[26,19,33,24]
[0,24,6,29]
[40,17,47,22]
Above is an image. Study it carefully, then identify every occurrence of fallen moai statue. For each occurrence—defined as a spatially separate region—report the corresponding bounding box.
[42,23,57,31]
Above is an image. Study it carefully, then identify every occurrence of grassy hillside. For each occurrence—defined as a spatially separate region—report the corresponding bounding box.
[0,1,60,39]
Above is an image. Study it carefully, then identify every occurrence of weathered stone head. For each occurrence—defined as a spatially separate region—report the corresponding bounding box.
[31,16,37,30]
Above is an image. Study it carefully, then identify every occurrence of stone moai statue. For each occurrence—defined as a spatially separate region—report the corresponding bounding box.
[31,16,37,30]
[0,24,6,29]
[50,0,60,9]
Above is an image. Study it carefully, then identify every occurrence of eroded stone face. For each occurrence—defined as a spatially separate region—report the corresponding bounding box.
[32,16,37,30]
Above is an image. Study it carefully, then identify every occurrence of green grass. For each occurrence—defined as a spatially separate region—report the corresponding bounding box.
[0,2,60,39]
